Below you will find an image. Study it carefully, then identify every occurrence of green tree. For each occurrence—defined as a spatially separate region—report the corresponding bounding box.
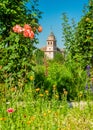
[61,13,76,59]
[0,0,42,88]
[72,0,93,68]
[62,0,93,69]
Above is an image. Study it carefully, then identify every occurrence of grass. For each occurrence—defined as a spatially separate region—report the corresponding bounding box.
[0,83,93,130]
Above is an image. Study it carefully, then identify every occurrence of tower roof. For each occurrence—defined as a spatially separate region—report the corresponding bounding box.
[47,32,56,41]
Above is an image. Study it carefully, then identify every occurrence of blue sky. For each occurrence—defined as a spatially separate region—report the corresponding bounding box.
[37,0,89,48]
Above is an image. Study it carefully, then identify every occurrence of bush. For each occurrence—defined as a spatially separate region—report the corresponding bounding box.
[34,61,87,101]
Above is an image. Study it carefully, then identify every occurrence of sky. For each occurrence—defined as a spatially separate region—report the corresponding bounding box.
[36,0,89,48]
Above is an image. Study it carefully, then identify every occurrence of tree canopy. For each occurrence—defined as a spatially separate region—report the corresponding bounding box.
[0,0,42,87]
[62,0,93,68]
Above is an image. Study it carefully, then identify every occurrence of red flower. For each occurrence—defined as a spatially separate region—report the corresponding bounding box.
[13,24,35,39]
[29,31,34,39]
[7,108,14,113]
[13,25,23,33]
[23,30,34,39]
[23,29,31,37]
[38,26,42,32]
[23,24,32,31]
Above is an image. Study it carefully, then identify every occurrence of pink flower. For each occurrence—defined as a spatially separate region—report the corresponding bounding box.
[13,24,35,39]
[29,31,34,39]
[13,25,23,33]
[23,24,32,31]
[7,108,14,113]
[23,29,31,37]
[23,30,34,39]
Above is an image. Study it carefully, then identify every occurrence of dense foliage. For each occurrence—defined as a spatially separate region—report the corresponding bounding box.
[0,0,42,87]
[34,61,87,100]
[62,13,76,58]
[62,0,93,69]
[0,0,93,102]
[74,0,93,68]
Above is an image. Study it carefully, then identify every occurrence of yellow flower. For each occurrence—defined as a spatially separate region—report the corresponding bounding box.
[47,110,51,114]
[0,117,6,121]
[53,85,56,90]
[30,116,35,121]
[64,90,68,95]
[79,92,83,97]
[39,94,44,97]
[27,116,35,125]
[55,94,59,99]
[63,88,68,95]
[43,113,47,117]
[54,112,59,117]
[30,76,34,81]
[27,121,31,125]
[0,65,2,70]
[79,94,82,97]
[36,88,40,92]
[45,90,49,95]
[10,87,16,92]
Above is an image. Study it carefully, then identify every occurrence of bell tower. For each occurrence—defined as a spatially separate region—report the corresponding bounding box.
[45,32,57,59]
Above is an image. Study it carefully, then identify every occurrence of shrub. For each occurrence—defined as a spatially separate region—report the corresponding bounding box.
[34,61,87,101]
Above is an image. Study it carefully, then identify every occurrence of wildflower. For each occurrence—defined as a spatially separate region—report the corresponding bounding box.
[79,92,82,97]
[10,87,16,92]
[53,85,56,90]
[0,65,2,69]
[86,65,90,70]
[27,116,35,125]
[85,84,88,90]
[64,90,68,95]
[36,88,40,92]
[87,71,91,77]
[55,94,59,99]
[27,121,31,125]
[47,110,51,114]
[86,65,91,77]
[39,94,44,97]
[43,113,47,117]
[63,88,68,95]
[45,90,49,95]
[7,108,14,114]
[30,116,35,121]
[54,112,59,117]
[0,117,6,121]
[30,76,34,81]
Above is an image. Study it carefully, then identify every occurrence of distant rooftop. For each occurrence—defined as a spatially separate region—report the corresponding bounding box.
[47,32,56,41]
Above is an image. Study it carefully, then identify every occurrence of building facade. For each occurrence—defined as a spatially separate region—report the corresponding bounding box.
[41,32,63,59]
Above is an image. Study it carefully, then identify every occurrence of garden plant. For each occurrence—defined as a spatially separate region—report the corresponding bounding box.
[0,0,93,130]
